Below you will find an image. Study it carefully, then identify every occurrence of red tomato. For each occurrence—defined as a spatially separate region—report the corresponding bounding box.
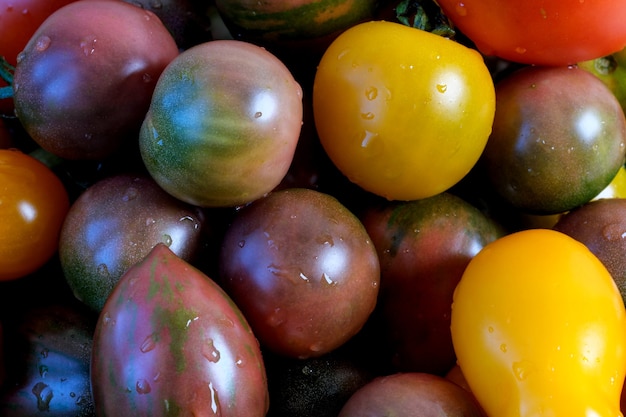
[436,0,626,65]
[0,149,69,280]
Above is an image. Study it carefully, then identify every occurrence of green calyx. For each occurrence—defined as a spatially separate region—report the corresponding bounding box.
[0,56,14,101]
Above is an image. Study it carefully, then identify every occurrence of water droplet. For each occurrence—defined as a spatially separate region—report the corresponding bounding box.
[500,343,507,353]
[203,339,221,363]
[102,312,115,326]
[238,240,246,248]
[321,273,337,286]
[436,84,447,93]
[145,217,156,226]
[359,130,382,158]
[455,2,467,16]
[337,49,350,60]
[39,365,49,377]
[96,263,110,277]
[365,86,378,100]
[512,361,531,380]
[162,234,172,247]
[149,0,163,9]
[140,334,157,353]
[235,356,245,367]
[299,272,310,282]
[361,112,375,120]
[315,233,334,246]
[208,381,220,414]
[254,111,263,118]
[35,36,51,52]
[122,187,138,201]
[32,382,53,411]
[142,73,152,83]
[136,379,151,394]
[40,348,49,359]
[80,37,97,56]
[488,326,494,333]
[515,46,527,54]
[602,223,626,241]
[267,307,286,327]
[309,342,323,353]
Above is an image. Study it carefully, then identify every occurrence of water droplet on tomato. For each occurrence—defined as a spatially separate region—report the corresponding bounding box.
[500,343,507,353]
[515,46,527,54]
[208,381,221,414]
[321,272,337,286]
[436,84,447,93]
[140,334,157,353]
[365,86,378,100]
[235,356,245,368]
[136,379,151,394]
[149,0,163,9]
[309,342,323,353]
[32,382,53,411]
[162,234,172,247]
[268,307,286,327]
[602,223,626,241]
[142,73,152,83]
[39,364,49,377]
[35,36,51,52]
[361,112,375,120]
[203,338,221,363]
[122,187,138,201]
[96,263,110,277]
[254,111,263,118]
[512,360,531,380]
[80,37,97,56]
[238,240,245,248]
[455,2,467,16]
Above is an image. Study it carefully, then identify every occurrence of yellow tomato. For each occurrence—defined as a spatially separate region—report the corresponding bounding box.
[312,21,496,201]
[451,229,626,416]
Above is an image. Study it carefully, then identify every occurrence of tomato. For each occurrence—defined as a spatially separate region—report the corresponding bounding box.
[480,65,626,214]
[139,39,303,208]
[0,149,69,280]
[451,229,626,416]
[91,243,269,416]
[0,0,77,113]
[12,0,179,160]
[312,20,495,201]
[436,0,626,66]
[218,188,380,359]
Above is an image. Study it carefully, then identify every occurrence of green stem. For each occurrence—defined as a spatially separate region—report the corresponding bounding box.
[1,56,14,101]
[395,0,456,38]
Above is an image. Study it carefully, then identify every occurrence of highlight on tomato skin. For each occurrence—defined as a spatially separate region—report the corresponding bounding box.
[451,228,626,417]
[0,148,70,281]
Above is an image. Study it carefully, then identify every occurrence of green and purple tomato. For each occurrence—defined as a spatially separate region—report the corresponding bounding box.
[480,65,626,214]
[12,0,179,160]
[218,188,380,359]
[360,192,504,375]
[139,39,303,208]
[59,173,206,312]
[91,243,269,417]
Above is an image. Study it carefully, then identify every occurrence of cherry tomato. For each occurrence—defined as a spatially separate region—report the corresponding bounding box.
[451,229,626,416]
[0,149,69,280]
[437,0,626,66]
[313,20,495,201]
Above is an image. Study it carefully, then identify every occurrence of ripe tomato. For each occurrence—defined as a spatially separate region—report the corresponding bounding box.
[313,21,495,201]
[0,149,69,280]
[437,0,626,66]
[451,229,626,416]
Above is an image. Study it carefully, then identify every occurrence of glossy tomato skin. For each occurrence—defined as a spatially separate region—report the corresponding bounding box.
[338,372,484,417]
[59,173,206,312]
[91,243,269,417]
[313,21,495,201]
[451,229,626,416]
[437,0,626,66]
[219,188,380,359]
[0,149,69,280]
[481,65,626,214]
[360,192,504,376]
[12,0,179,160]
[140,39,303,208]
[553,198,626,305]
[0,302,96,416]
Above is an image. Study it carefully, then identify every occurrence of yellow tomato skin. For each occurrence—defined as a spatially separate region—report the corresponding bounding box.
[451,229,626,417]
[312,21,495,201]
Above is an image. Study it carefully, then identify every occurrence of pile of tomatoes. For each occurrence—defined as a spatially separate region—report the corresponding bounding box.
[3,0,626,416]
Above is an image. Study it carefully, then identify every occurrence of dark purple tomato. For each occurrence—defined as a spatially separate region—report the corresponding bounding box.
[91,243,269,417]
[58,173,206,312]
[218,188,380,359]
[0,302,96,417]
[139,39,303,208]
[480,65,626,214]
[553,198,626,304]
[359,192,504,375]
[12,0,179,160]
[338,372,484,417]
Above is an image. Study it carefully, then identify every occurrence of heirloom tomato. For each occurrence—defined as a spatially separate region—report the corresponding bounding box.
[436,0,626,66]
[0,149,69,280]
[313,21,495,201]
[451,229,626,417]
[140,40,303,208]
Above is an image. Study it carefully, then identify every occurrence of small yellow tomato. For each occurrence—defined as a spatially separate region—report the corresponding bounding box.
[312,21,495,201]
[451,229,626,417]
